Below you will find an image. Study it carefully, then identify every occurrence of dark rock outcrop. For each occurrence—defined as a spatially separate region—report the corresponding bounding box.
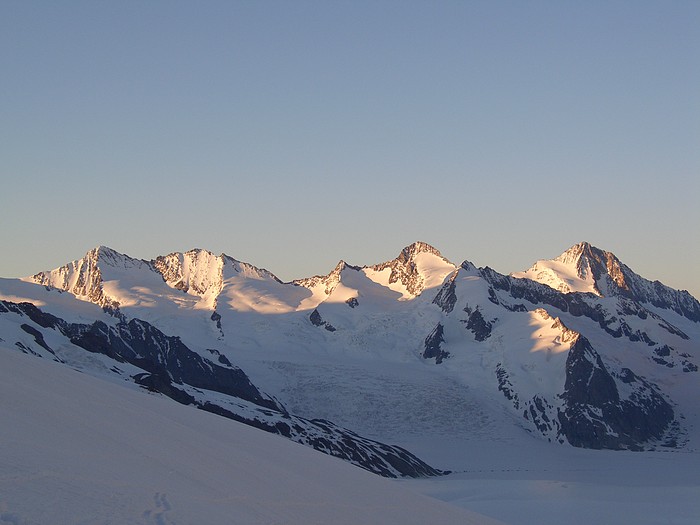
[463,306,493,341]
[310,308,336,332]
[432,271,458,313]
[557,335,675,450]
[422,323,449,364]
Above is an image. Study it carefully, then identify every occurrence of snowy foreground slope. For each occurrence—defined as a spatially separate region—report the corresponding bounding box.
[0,347,500,525]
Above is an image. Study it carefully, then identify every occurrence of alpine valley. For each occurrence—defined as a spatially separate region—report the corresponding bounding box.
[2,241,699,523]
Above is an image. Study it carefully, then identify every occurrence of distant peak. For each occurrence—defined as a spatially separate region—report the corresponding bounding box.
[365,241,456,297]
[525,241,632,297]
[91,245,117,256]
[185,247,215,256]
[555,241,596,263]
[460,260,478,272]
[88,245,139,266]
[574,241,594,254]
[400,241,444,260]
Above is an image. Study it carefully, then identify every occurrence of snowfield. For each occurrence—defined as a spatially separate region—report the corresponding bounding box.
[0,348,499,525]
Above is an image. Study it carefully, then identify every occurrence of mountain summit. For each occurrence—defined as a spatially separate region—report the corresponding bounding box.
[367,241,457,297]
[513,241,700,321]
[512,241,617,296]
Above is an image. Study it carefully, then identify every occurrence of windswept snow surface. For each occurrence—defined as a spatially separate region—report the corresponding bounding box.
[0,348,500,525]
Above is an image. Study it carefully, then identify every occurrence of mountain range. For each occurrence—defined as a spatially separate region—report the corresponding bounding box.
[1,240,698,477]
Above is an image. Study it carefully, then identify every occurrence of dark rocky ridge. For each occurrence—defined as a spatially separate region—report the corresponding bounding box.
[480,267,694,349]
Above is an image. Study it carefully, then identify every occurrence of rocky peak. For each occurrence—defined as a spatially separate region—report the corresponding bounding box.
[326,260,350,291]
[26,246,145,309]
[460,260,478,272]
[294,260,359,296]
[555,242,629,295]
[555,241,595,266]
[153,249,224,297]
[93,245,127,265]
[82,246,148,270]
[399,241,445,261]
[370,242,455,297]
[516,242,700,322]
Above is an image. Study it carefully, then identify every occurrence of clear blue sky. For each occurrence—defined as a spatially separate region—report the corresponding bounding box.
[2,1,699,297]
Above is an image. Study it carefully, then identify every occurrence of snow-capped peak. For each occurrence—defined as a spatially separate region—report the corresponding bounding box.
[554,241,595,266]
[92,245,131,265]
[365,242,457,298]
[24,246,303,315]
[511,241,625,296]
[399,241,446,260]
[25,245,150,309]
[553,241,629,294]
[511,242,700,321]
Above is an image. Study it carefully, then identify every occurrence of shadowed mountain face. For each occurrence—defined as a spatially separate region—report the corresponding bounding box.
[2,241,699,464]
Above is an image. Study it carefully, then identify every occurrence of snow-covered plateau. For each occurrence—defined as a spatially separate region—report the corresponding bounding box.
[1,240,699,524]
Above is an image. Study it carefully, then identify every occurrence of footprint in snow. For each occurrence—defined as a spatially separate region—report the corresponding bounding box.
[142,492,175,525]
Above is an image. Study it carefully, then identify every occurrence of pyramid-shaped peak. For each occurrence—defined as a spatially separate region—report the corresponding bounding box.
[86,245,143,268]
[333,260,349,273]
[515,241,631,297]
[365,242,456,297]
[91,245,120,258]
[555,241,601,265]
[399,241,445,260]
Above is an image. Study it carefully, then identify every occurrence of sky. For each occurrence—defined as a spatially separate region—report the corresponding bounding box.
[1,1,699,297]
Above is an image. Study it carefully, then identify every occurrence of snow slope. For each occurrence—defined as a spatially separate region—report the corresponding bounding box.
[0,347,500,525]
